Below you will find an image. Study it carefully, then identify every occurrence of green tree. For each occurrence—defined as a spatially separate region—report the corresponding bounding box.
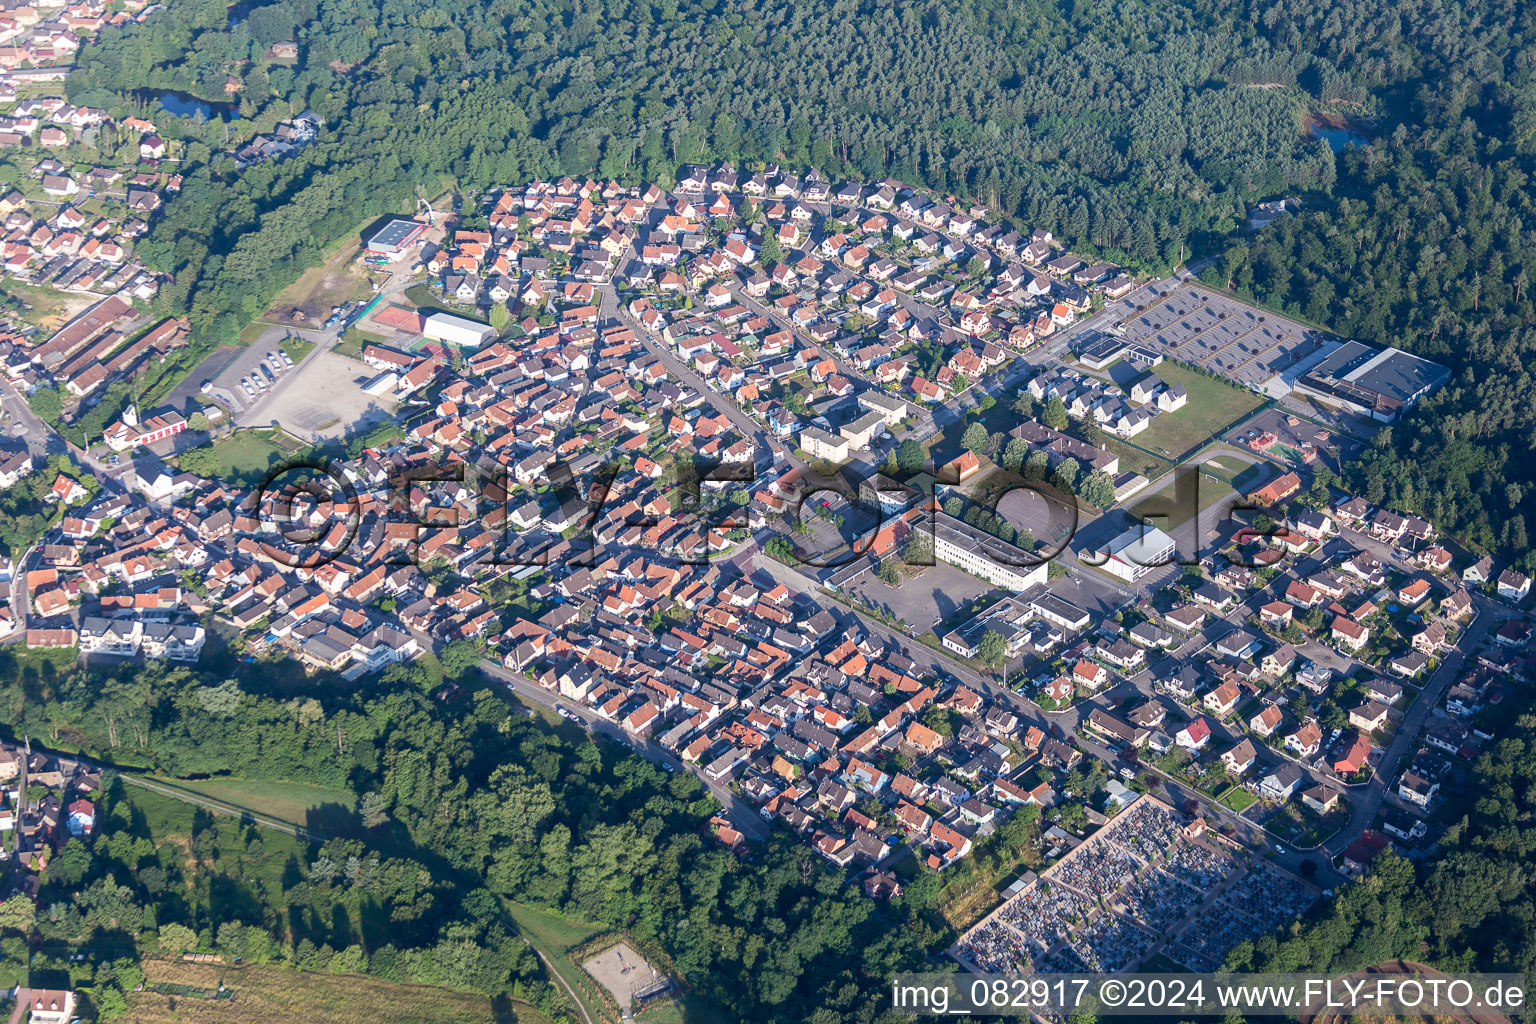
[961,421,989,454]
[0,894,34,934]
[27,386,62,424]
[895,438,925,474]
[758,231,782,264]
[1079,469,1116,508]
[359,791,389,829]
[1053,457,1080,491]
[158,922,198,955]
[1042,396,1068,430]
[977,630,1008,669]
[440,639,483,681]
[1002,437,1030,473]
[904,530,934,566]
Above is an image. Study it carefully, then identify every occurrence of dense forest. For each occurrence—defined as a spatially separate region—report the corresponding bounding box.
[60,0,1365,368]
[60,0,1536,563]
[0,648,938,1023]
[1203,128,1536,567]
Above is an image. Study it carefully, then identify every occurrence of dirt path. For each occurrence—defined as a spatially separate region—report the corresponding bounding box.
[524,943,596,1024]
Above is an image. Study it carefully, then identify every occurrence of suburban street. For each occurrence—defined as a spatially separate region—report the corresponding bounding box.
[478,660,772,841]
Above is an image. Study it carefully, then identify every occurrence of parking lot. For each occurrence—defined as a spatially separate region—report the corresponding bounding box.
[255,348,400,441]
[846,559,996,631]
[208,326,305,415]
[1101,283,1335,394]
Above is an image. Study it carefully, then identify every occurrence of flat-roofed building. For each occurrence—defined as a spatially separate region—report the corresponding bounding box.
[933,512,1049,591]
[364,217,427,258]
[421,311,496,349]
[1089,524,1176,582]
[1294,340,1450,422]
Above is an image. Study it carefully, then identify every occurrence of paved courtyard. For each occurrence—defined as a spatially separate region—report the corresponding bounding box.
[846,559,996,632]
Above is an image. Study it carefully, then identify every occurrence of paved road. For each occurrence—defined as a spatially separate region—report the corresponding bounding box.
[479,660,771,841]
[1321,597,1496,858]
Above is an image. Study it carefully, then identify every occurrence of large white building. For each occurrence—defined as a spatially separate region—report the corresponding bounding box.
[800,425,849,463]
[1090,524,1176,582]
[422,311,496,349]
[932,512,1049,591]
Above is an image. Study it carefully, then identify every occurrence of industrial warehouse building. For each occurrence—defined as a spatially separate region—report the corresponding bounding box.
[364,218,428,259]
[1293,341,1450,422]
[421,311,497,349]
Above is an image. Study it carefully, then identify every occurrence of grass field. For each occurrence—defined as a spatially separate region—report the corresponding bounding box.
[280,334,317,363]
[152,776,356,826]
[1222,788,1259,813]
[332,328,389,362]
[1129,466,1236,530]
[1101,436,1174,480]
[265,234,380,329]
[185,428,306,482]
[1131,362,1266,460]
[126,961,535,1024]
[404,282,479,317]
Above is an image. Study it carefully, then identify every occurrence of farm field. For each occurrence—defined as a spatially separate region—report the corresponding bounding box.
[124,960,524,1024]
[1131,362,1266,460]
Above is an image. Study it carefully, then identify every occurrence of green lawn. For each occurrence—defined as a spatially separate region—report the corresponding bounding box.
[1222,788,1259,813]
[1101,436,1174,480]
[1132,362,1266,460]
[281,334,318,363]
[333,328,389,362]
[1130,466,1235,530]
[637,995,734,1024]
[239,321,275,346]
[180,428,306,483]
[130,960,524,1024]
[152,776,356,825]
[405,282,478,317]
